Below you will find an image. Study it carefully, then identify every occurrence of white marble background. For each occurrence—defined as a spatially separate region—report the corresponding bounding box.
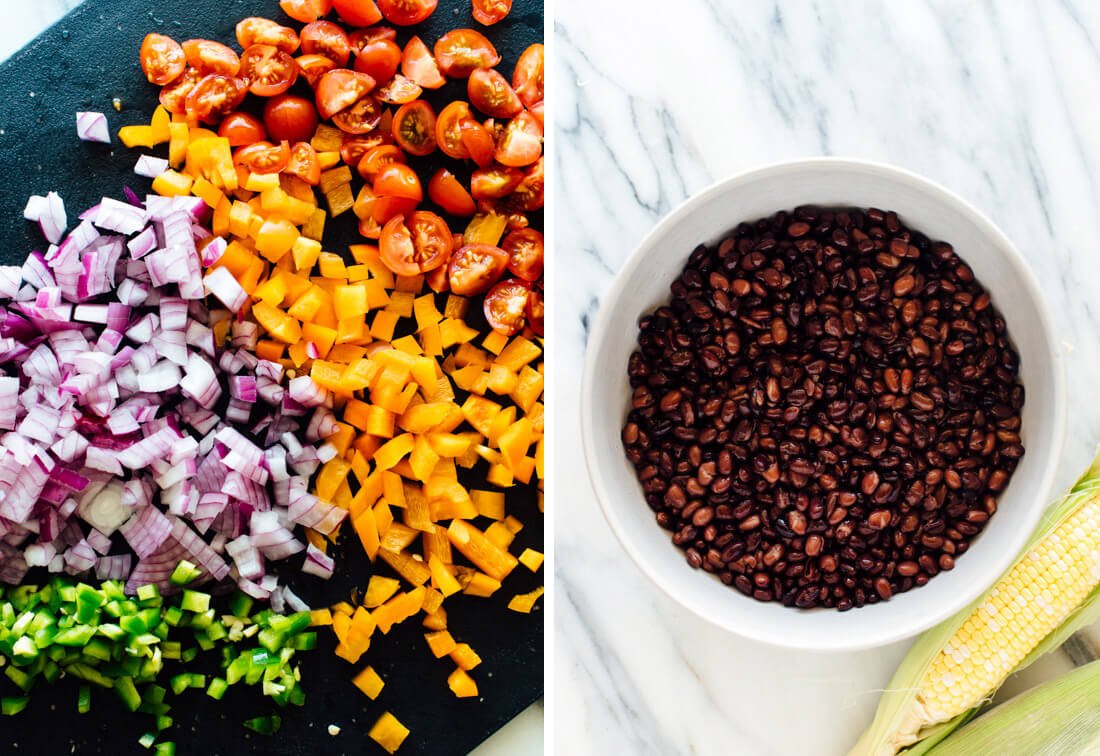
[553,1,1100,754]
[0,1,541,754]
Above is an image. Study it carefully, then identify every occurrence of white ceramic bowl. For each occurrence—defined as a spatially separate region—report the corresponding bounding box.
[580,158,1066,652]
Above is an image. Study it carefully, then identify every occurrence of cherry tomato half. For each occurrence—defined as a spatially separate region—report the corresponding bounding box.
[219,112,267,146]
[159,68,203,114]
[379,212,453,276]
[392,100,437,156]
[434,29,500,78]
[354,38,402,82]
[374,162,423,201]
[529,99,544,128]
[236,18,300,54]
[315,69,376,120]
[341,135,387,167]
[448,244,509,296]
[526,286,544,335]
[426,263,450,293]
[287,142,322,185]
[428,169,476,216]
[182,39,240,77]
[263,95,319,143]
[401,36,445,89]
[357,145,406,181]
[513,43,544,109]
[234,141,291,174]
[499,156,544,212]
[495,110,543,167]
[472,0,512,25]
[378,0,438,26]
[502,228,544,281]
[334,0,384,25]
[461,119,496,168]
[376,75,423,105]
[471,165,524,199]
[240,45,299,97]
[141,33,186,86]
[186,74,247,124]
[333,95,383,134]
[301,21,351,68]
[468,68,523,119]
[280,0,333,23]
[484,279,530,335]
[436,101,475,159]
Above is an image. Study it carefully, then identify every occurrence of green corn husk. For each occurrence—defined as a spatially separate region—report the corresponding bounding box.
[928,660,1100,755]
[850,448,1100,756]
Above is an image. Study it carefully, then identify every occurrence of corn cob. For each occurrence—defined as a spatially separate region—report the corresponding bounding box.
[851,450,1100,755]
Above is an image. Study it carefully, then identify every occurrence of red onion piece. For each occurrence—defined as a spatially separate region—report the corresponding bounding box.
[76,111,110,144]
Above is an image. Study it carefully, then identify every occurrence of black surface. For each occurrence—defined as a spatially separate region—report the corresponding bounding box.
[0,1,544,754]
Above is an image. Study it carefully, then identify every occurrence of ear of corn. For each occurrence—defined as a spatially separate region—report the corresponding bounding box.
[928,660,1100,756]
[850,448,1100,756]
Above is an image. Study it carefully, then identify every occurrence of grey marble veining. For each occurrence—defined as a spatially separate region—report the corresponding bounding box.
[553,1,1100,753]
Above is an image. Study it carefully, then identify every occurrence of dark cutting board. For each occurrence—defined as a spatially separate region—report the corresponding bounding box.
[0,1,544,754]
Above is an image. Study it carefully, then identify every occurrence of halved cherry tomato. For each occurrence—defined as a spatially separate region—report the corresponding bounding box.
[529,99,544,128]
[357,145,405,181]
[426,263,450,293]
[434,29,500,78]
[505,212,529,230]
[374,162,423,201]
[236,18,300,54]
[219,112,267,146]
[159,68,203,114]
[280,0,333,22]
[295,55,336,87]
[460,120,496,168]
[315,69,376,120]
[484,279,530,335]
[263,95,319,144]
[354,38,402,82]
[333,95,383,134]
[234,141,291,174]
[401,36,445,89]
[495,110,542,167]
[468,68,522,118]
[428,169,476,216]
[341,135,387,167]
[240,45,299,96]
[513,43,544,108]
[287,142,322,185]
[141,33,186,86]
[359,216,383,239]
[371,196,419,225]
[436,101,475,159]
[472,0,512,25]
[392,100,437,156]
[182,40,240,76]
[376,75,422,104]
[378,0,438,26]
[379,212,453,275]
[334,0,384,25]
[470,166,523,200]
[500,156,544,212]
[448,244,509,296]
[350,27,397,51]
[502,228,544,281]
[186,75,247,124]
[525,286,544,335]
[301,21,351,67]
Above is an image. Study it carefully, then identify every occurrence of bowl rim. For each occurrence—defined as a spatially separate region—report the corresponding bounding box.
[579,156,1068,652]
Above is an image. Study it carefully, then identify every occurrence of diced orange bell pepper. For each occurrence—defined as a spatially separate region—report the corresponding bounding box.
[447,520,518,581]
[507,586,545,614]
[424,630,457,658]
[450,643,482,671]
[363,575,401,608]
[252,302,302,344]
[447,667,479,698]
[353,666,385,700]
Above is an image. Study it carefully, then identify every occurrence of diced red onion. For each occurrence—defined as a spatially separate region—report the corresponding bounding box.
[76,112,110,144]
[302,543,335,579]
[134,155,169,179]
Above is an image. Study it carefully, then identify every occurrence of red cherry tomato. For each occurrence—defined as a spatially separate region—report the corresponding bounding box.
[468,68,522,118]
[315,69,376,120]
[392,100,437,156]
[261,95,319,144]
[292,56,334,89]
[371,196,419,225]
[218,112,267,146]
[185,74,247,124]
[500,156,544,212]
[379,211,453,276]
[401,36,445,89]
[376,75,423,105]
[182,39,241,76]
[141,33,186,86]
[341,135,387,167]
[435,101,475,159]
[350,27,397,51]
[286,142,322,185]
[378,0,438,26]
[300,21,351,68]
[472,0,512,25]
[495,110,543,167]
[526,286,544,335]
[374,163,423,201]
[159,68,203,114]
[333,0,384,25]
[471,166,524,200]
[357,145,405,181]
[236,18,300,54]
[333,96,383,134]
[529,99,544,128]
[484,279,530,335]
[428,169,476,216]
[434,29,500,78]
[512,43,544,109]
[234,141,291,174]
[240,45,299,97]
[448,244,509,296]
[502,228,544,281]
[426,263,450,293]
[461,120,496,167]
[354,38,402,82]
[280,0,333,22]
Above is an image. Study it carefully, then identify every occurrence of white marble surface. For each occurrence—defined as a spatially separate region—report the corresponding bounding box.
[553,1,1100,754]
[0,2,541,755]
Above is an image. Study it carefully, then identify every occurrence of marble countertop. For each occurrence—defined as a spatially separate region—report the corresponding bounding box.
[553,1,1100,754]
[0,2,541,755]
